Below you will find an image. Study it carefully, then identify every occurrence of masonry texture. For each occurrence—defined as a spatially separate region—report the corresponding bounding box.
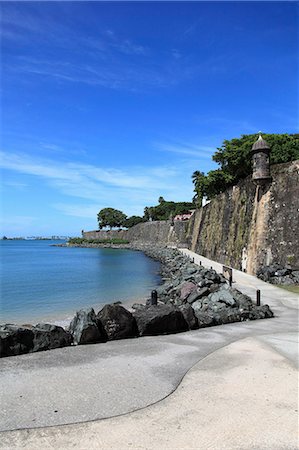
[187,160,299,273]
[83,161,299,275]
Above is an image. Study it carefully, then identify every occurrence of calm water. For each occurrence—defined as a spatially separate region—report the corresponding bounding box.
[0,240,161,325]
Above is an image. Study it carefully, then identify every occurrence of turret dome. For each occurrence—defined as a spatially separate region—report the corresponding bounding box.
[252,133,270,151]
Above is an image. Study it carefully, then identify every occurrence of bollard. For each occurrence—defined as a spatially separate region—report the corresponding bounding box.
[192,257,194,263]
[256,289,261,306]
[229,272,233,287]
[211,266,213,270]
[151,290,158,305]
[200,261,202,265]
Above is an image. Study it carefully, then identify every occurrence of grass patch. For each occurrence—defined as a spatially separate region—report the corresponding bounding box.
[278,285,299,294]
[68,237,130,245]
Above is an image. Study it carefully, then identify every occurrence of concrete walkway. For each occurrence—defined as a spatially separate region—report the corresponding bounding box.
[0,250,298,448]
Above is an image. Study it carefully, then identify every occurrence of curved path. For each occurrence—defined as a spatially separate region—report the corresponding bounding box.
[1,335,297,449]
[0,250,298,444]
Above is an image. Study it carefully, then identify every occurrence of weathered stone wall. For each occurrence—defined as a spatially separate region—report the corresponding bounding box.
[264,161,299,268]
[83,229,127,240]
[83,220,188,246]
[83,161,299,274]
[187,160,299,273]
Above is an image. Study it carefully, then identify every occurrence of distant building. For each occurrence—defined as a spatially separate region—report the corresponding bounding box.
[173,210,195,222]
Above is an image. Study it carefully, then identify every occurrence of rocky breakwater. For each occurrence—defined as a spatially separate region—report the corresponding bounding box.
[0,247,274,358]
[257,264,299,286]
[132,247,274,330]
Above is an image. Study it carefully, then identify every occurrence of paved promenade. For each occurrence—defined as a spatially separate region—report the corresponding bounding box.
[0,250,298,449]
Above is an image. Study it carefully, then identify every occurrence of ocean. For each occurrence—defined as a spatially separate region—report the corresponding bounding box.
[0,240,161,326]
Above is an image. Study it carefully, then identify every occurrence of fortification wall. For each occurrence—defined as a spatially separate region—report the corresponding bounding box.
[83,220,188,246]
[187,160,299,273]
[83,161,299,274]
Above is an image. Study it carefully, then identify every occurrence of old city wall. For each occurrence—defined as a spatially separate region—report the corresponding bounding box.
[83,161,299,274]
[83,220,188,246]
[187,160,299,273]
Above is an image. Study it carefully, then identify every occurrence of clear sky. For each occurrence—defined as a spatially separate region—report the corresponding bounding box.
[1,1,298,237]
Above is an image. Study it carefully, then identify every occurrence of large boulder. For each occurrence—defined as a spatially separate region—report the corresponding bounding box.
[246,305,274,320]
[213,310,242,325]
[178,304,198,330]
[133,304,188,336]
[0,324,34,357]
[208,287,237,308]
[69,308,107,345]
[180,282,197,302]
[193,311,214,328]
[32,323,72,352]
[97,304,138,340]
[187,287,210,304]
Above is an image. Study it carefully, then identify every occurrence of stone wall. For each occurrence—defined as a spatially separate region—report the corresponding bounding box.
[83,220,188,246]
[187,160,299,273]
[83,161,299,274]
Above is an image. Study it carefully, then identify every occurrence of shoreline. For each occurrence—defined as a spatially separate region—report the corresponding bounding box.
[1,243,162,329]
[2,296,150,330]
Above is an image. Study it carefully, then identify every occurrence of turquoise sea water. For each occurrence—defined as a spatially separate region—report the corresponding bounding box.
[0,240,161,325]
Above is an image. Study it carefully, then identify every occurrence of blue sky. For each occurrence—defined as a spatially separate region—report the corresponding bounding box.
[1,1,298,236]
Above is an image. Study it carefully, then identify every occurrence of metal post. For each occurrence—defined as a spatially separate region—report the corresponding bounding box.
[200,261,202,265]
[256,289,261,306]
[229,272,232,287]
[151,290,158,305]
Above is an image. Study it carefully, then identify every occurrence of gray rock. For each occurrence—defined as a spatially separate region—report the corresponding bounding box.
[0,324,34,357]
[133,304,188,336]
[97,304,138,340]
[213,310,242,325]
[32,323,72,352]
[69,308,107,345]
[247,305,274,320]
[131,303,146,311]
[209,287,237,307]
[187,287,210,304]
[191,299,203,313]
[180,282,197,302]
[193,311,214,328]
[230,289,253,310]
[178,304,198,330]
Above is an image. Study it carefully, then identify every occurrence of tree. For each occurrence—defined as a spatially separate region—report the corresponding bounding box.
[192,133,299,200]
[143,200,194,221]
[124,215,145,228]
[97,208,127,229]
[192,171,205,207]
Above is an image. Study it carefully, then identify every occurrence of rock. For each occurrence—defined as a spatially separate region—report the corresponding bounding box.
[202,269,220,283]
[178,304,198,330]
[187,287,210,304]
[213,310,242,325]
[133,304,188,336]
[191,299,203,313]
[247,305,274,320]
[180,282,197,301]
[32,323,72,352]
[275,269,290,277]
[97,304,138,340]
[230,289,253,310]
[193,311,214,328]
[185,266,197,275]
[0,324,34,357]
[131,303,146,311]
[209,287,237,307]
[69,308,107,345]
[257,264,298,286]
